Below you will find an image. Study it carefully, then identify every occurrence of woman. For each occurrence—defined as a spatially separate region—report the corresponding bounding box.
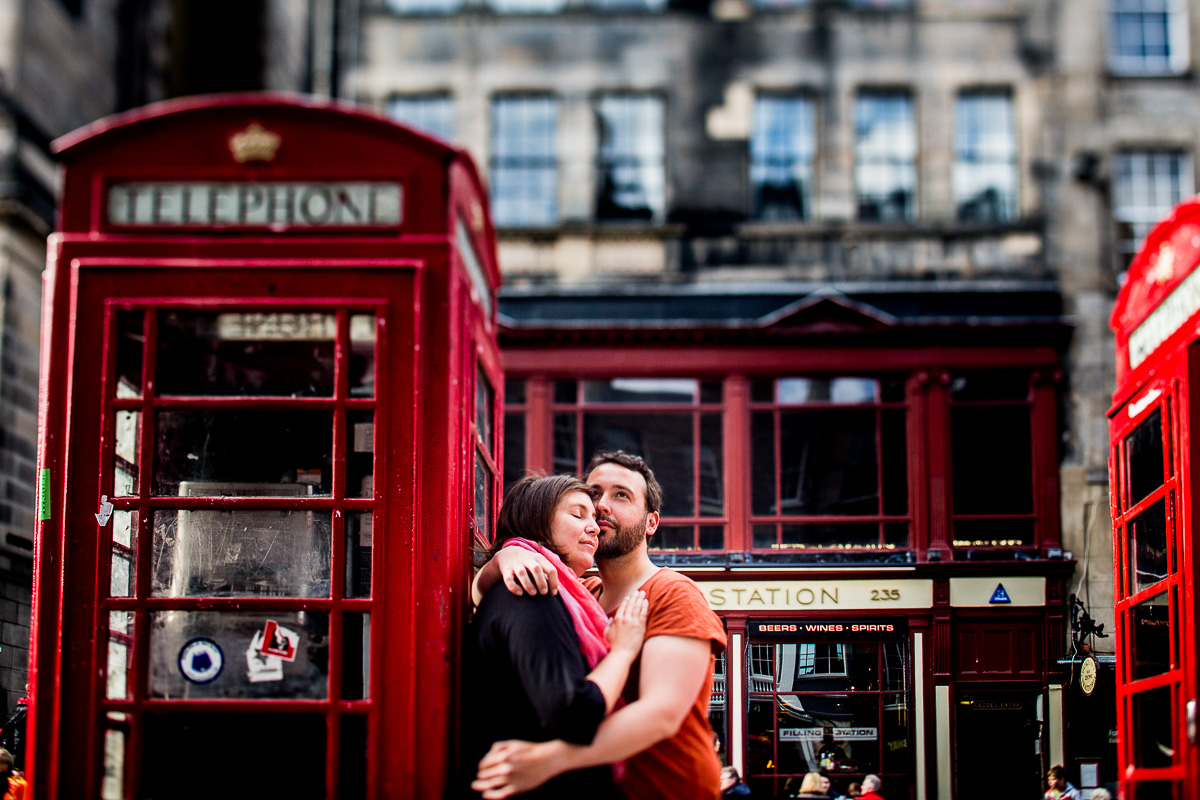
[464,474,649,799]
[794,772,832,799]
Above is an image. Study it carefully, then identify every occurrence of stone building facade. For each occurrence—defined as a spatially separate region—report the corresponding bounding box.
[348,0,1200,795]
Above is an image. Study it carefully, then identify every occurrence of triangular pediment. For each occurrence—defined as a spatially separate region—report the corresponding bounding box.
[758,289,898,334]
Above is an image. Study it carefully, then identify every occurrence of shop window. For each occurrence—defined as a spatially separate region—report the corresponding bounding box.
[949,371,1035,550]
[855,91,916,222]
[746,638,911,799]
[490,95,558,226]
[489,0,566,11]
[750,95,816,221]
[1108,0,1188,76]
[953,90,1018,223]
[595,95,665,221]
[750,376,909,560]
[551,378,724,551]
[1113,150,1193,267]
[385,0,462,13]
[386,94,455,142]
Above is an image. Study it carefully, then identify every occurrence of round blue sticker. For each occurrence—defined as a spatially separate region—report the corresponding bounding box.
[178,638,224,684]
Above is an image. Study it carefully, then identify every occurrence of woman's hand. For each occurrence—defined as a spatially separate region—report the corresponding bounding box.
[605,590,648,655]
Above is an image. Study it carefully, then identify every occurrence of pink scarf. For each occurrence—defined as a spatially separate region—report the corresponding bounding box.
[502,538,610,668]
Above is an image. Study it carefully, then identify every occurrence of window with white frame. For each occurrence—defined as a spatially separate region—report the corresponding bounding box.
[1113,150,1194,265]
[596,94,666,221]
[855,91,917,222]
[1108,0,1188,76]
[954,90,1018,223]
[750,95,817,221]
[386,95,455,142]
[490,95,558,227]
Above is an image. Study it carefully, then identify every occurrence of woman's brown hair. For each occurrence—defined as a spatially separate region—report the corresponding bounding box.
[484,473,595,563]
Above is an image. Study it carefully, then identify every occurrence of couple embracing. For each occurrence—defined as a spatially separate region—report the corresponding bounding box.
[463,451,727,800]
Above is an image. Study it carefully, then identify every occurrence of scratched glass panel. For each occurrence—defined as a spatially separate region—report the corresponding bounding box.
[348,411,374,499]
[114,310,144,398]
[109,510,138,598]
[345,512,372,598]
[1131,685,1173,768]
[154,410,333,496]
[151,509,331,598]
[148,610,329,699]
[106,610,134,700]
[113,410,139,497]
[1131,592,1170,679]
[1127,408,1165,507]
[156,311,336,397]
[349,314,376,398]
[1128,499,1169,593]
[100,713,129,800]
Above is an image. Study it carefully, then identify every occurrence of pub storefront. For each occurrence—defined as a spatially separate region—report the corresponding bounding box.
[498,281,1075,799]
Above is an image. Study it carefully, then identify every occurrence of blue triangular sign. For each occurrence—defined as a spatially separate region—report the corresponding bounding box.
[989,583,1012,604]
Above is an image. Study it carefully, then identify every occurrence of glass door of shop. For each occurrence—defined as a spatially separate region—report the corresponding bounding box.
[57,265,415,800]
[1111,375,1188,800]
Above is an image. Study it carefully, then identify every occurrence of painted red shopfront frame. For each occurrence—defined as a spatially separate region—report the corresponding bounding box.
[29,96,502,799]
[1109,198,1200,800]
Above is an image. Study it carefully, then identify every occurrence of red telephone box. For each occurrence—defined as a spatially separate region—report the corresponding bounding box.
[27,95,502,799]
[1109,198,1200,800]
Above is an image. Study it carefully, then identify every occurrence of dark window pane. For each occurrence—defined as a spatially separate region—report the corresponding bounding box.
[553,413,577,473]
[751,379,774,403]
[882,642,907,690]
[341,612,371,701]
[503,412,527,491]
[582,413,693,516]
[156,311,336,397]
[880,375,906,403]
[345,511,372,599]
[780,523,880,550]
[699,526,724,550]
[701,382,723,403]
[1129,499,1169,593]
[1132,686,1173,768]
[949,371,1030,401]
[881,409,908,515]
[700,413,724,516]
[114,310,144,398]
[753,524,777,549]
[1127,408,1165,507]
[553,380,577,403]
[154,410,333,496]
[1131,592,1170,679]
[884,522,910,549]
[339,715,368,800]
[780,410,878,515]
[505,379,526,405]
[476,368,494,449]
[582,378,697,404]
[143,713,326,800]
[1129,781,1179,800]
[951,405,1032,514]
[747,698,776,776]
[752,412,777,515]
[151,509,332,598]
[952,518,1035,548]
[848,643,880,690]
[881,692,910,773]
[653,524,695,551]
[347,411,374,499]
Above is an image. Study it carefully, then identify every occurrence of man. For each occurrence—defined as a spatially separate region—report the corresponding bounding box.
[1043,766,1081,800]
[471,451,727,799]
[858,775,884,800]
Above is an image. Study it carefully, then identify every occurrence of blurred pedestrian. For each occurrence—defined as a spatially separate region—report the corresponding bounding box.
[796,772,831,799]
[1088,790,1112,800]
[0,748,25,800]
[1043,765,1081,799]
[721,766,753,798]
[846,781,862,798]
[858,774,885,800]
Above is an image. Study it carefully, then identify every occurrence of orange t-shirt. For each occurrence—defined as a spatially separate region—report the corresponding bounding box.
[589,569,726,800]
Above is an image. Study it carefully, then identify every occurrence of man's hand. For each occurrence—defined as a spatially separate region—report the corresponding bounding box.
[472,546,559,606]
[472,739,568,799]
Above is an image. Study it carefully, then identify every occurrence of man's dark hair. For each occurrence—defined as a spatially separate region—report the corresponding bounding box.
[584,450,662,514]
[485,474,594,562]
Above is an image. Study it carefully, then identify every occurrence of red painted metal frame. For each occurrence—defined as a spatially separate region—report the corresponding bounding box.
[31,96,503,800]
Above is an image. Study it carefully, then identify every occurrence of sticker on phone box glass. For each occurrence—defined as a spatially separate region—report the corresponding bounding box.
[178,638,224,684]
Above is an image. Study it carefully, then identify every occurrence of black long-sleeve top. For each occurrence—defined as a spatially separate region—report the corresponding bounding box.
[462,585,620,800]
